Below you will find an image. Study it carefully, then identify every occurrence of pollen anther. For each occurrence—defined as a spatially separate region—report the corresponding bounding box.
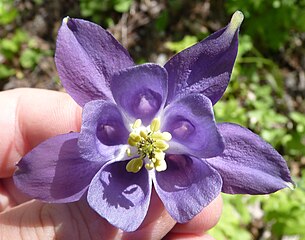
[133,119,142,129]
[126,118,172,173]
[126,158,143,173]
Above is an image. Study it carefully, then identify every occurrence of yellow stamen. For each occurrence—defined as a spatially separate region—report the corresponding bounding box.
[155,159,167,172]
[126,148,131,157]
[150,118,161,132]
[126,158,143,173]
[140,130,147,139]
[162,132,172,141]
[126,118,171,173]
[128,138,137,147]
[132,119,142,129]
[151,132,163,140]
[145,162,154,170]
[152,132,172,141]
[154,151,165,162]
[154,140,169,151]
[129,132,141,142]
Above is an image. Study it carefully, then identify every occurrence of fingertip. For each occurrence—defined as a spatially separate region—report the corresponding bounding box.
[171,194,223,235]
[0,199,119,240]
[121,189,176,240]
[164,233,215,240]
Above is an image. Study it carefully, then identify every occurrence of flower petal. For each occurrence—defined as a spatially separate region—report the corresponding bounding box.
[153,154,222,223]
[111,63,168,126]
[206,123,294,194]
[87,160,152,232]
[161,94,224,158]
[79,100,129,163]
[13,133,101,203]
[55,18,134,106]
[164,11,243,105]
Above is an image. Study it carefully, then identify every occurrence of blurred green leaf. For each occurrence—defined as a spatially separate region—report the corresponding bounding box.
[0,65,15,79]
[290,112,305,128]
[262,177,305,238]
[155,10,169,32]
[114,0,132,13]
[215,99,248,126]
[209,195,252,239]
[165,35,198,53]
[0,29,28,60]
[0,0,18,25]
[226,0,305,50]
[1,39,19,53]
[20,49,41,69]
[13,29,28,43]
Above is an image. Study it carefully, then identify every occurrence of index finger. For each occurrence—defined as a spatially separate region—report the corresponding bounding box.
[0,88,81,177]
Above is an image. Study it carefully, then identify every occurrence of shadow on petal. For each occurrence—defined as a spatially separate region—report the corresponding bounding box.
[87,160,152,231]
[50,136,102,201]
[100,172,138,209]
[14,133,102,203]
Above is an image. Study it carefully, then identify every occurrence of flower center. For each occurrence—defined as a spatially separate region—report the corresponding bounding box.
[126,118,172,173]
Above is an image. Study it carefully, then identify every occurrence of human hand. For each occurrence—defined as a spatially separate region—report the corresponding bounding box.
[0,88,222,240]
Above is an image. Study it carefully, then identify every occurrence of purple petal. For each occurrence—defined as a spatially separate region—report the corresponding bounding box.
[162,94,224,158]
[164,11,243,105]
[87,160,152,232]
[55,18,134,106]
[153,154,222,223]
[206,123,294,194]
[79,100,129,163]
[111,63,168,126]
[13,133,101,203]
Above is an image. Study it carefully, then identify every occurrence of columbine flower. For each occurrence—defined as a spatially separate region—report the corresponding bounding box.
[14,11,293,232]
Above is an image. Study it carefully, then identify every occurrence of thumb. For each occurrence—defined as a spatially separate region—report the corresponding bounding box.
[0,191,176,240]
[0,199,118,240]
[0,88,82,178]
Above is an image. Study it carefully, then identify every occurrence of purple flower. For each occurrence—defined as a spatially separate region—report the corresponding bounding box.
[13,11,293,232]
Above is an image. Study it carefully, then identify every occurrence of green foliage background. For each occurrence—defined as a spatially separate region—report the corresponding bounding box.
[1,0,304,239]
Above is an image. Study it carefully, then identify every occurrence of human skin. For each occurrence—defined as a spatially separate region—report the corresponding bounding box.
[0,88,222,240]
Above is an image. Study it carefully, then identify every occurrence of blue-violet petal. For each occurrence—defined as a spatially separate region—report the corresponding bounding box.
[206,123,294,194]
[153,154,222,223]
[14,133,101,203]
[164,11,243,105]
[161,93,224,158]
[87,160,152,232]
[111,63,168,126]
[55,18,134,106]
[79,100,129,163]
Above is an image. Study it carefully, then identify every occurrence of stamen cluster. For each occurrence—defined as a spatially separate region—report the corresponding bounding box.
[126,118,172,173]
